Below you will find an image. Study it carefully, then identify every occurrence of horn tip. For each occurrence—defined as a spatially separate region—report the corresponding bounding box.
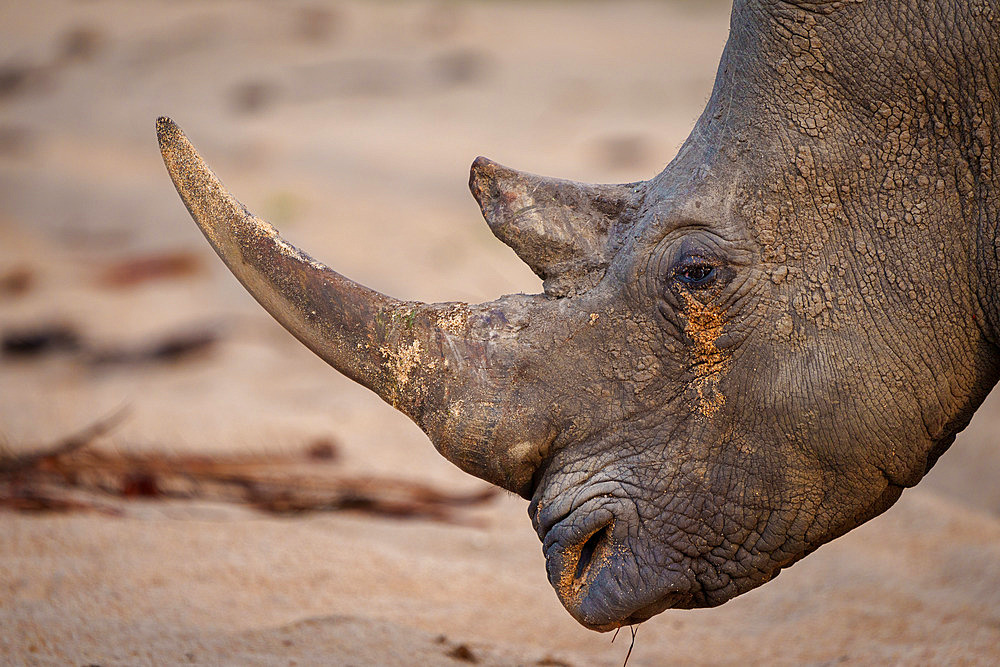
[155,116,183,152]
[469,155,492,186]
[471,155,497,172]
[469,156,509,206]
[470,155,511,183]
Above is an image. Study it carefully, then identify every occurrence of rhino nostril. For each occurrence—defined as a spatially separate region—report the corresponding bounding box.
[575,523,612,581]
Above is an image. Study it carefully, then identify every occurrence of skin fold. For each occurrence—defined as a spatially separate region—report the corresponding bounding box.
[158,0,999,631]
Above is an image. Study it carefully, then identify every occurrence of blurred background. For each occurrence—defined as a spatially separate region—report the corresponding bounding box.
[1,1,998,665]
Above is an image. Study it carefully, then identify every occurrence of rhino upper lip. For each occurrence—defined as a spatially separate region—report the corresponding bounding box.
[533,479,625,541]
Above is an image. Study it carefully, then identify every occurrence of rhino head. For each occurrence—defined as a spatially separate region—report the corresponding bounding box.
[158,0,1000,631]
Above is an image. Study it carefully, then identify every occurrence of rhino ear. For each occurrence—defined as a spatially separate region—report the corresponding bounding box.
[469,157,642,297]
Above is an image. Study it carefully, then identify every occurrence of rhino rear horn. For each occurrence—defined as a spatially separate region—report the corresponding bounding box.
[469,157,642,296]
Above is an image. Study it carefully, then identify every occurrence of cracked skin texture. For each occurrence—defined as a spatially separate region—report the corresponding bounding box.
[160,0,1000,633]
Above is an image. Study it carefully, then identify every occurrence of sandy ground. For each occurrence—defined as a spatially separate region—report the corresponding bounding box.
[1,1,999,665]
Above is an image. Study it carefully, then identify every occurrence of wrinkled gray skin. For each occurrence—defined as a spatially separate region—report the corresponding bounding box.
[158,0,1000,632]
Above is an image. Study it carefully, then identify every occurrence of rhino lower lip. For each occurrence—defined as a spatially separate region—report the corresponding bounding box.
[617,594,691,628]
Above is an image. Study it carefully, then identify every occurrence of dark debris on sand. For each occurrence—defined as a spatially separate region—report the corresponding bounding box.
[0,414,498,524]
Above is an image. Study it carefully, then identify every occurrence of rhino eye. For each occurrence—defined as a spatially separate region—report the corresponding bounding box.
[674,259,716,288]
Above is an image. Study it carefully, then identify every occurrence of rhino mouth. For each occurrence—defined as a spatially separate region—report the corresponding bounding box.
[533,492,693,631]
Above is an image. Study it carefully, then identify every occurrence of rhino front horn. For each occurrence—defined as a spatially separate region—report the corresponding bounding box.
[156,117,557,495]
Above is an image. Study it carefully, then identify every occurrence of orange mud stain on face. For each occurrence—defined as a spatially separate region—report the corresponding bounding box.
[680,292,729,417]
[556,541,587,607]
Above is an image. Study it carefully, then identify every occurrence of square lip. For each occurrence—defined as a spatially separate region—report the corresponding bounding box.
[542,500,618,557]
[531,477,627,539]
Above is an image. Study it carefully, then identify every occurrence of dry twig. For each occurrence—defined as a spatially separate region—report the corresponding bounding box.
[0,415,497,524]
